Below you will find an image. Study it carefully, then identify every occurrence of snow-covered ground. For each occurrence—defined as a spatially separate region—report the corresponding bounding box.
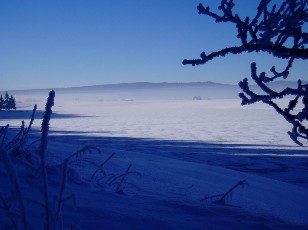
[1,89,308,229]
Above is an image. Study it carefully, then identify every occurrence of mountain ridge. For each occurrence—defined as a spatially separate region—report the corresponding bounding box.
[4,80,306,94]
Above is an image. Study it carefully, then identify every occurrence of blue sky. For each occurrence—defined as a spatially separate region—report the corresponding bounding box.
[0,0,307,90]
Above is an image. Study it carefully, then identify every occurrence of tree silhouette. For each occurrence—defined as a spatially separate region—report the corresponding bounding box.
[0,95,4,110]
[4,92,10,110]
[183,0,308,145]
[1,92,16,111]
[8,95,16,110]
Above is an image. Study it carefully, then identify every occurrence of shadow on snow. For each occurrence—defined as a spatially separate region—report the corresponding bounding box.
[0,110,92,120]
[43,130,308,189]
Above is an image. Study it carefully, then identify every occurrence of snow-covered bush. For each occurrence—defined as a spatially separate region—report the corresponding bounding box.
[193,96,202,100]
[0,91,140,229]
[183,0,308,145]
[0,91,62,229]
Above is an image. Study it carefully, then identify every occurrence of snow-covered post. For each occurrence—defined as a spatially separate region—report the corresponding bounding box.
[40,90,55,230]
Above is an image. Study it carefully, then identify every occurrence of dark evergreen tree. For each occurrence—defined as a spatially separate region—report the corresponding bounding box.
[4,91,10,110]
[0,95,4,110]
[2,92,17,110]
[8,95,16,110]
[183,0,308,145]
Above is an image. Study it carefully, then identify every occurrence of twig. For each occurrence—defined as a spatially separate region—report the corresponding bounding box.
[202,179,249,205]
[0,147,29,230]
[91,152,116,180]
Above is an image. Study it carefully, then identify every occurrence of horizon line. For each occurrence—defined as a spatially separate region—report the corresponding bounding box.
[0,80,302,92]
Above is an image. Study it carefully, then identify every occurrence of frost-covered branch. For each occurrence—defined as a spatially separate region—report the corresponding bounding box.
[183,0,308,145]
[183,0,307,66]
[239,63,308,145]
[183,44,307,66]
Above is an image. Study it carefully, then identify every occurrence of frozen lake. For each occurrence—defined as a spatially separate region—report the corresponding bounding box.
[4,92,305,147]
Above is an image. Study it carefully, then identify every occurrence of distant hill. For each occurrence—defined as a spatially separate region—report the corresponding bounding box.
[3,81,307,100]
[4,82,237,100]
[7,81,231,93]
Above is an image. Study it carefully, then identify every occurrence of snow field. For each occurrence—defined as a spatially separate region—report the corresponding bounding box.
[1,92,308,228]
